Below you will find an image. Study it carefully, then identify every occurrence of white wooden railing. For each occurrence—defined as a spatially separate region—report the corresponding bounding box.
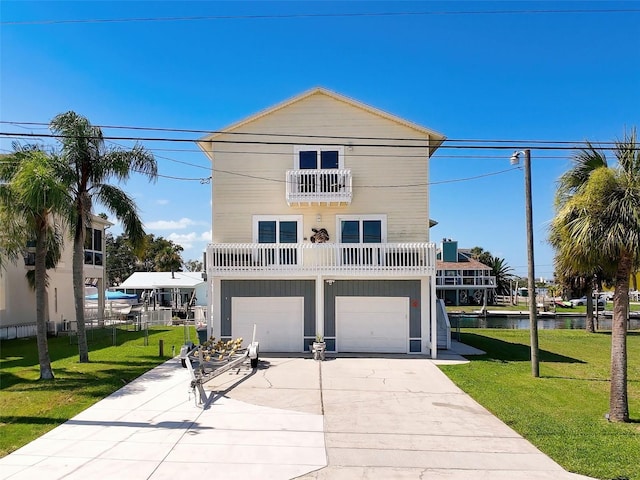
[436,275,496,287]
[207,242,436,276]
[286,169,352,205]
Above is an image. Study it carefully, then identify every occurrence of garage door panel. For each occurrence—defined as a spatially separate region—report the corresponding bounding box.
[232,297,303,352]
[337,297,408,353]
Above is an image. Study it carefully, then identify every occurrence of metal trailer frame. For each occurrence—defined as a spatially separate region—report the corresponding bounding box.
[180,326,259,407]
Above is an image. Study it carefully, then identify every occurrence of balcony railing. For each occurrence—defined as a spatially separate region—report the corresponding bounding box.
[286,169,352,205]
[207,242,436,276]
[435,276,496,287]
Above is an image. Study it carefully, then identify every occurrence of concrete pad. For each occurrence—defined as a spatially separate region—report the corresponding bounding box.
[0,350,596,480]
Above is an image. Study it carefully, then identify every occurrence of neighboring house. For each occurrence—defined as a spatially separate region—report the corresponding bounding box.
[114,271,207,315]
[197,87,448,356]
[436,239,496,306]
[0,215,112,339]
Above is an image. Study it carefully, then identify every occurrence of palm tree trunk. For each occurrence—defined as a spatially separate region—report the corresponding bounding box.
[609,252,630,422]
[585,283,595,333]
[35,220,54,380]
[73,220,89,363]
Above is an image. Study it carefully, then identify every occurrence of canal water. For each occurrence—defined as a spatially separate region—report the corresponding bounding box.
[449,315,640,331]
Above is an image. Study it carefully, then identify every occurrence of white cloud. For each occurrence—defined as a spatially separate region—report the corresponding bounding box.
[156,199,169,205]
[167,232,198,250]
[146,217,196,230]
[200,230,212,241]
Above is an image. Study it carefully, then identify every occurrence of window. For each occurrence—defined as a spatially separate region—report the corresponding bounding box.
[84,227,104,266]
[254,216,302,265]
[337,215,386,265]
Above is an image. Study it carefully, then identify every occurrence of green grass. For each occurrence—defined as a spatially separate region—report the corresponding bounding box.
[0,325,193,457]
[439,329,640,480]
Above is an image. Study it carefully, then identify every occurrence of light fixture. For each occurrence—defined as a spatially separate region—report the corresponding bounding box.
[316,214,322,223]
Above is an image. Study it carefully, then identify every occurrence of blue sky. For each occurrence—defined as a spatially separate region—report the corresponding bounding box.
[1,1,639,278]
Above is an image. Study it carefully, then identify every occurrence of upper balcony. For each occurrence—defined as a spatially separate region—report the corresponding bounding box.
[285,169,353,206]
[207,242,436,277]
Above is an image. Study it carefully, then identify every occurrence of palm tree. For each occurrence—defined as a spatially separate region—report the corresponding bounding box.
[0,146,71,379]
[154,245,184,273]
[550,128,640,422]
[50,112,157,363]
[486,256,514,296]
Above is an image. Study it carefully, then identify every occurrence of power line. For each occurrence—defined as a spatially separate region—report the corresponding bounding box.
[1,131,633,151]
[2,8,638,26]
[0,120,625,146]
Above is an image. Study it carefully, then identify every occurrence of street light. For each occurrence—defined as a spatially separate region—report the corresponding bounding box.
[510,149,539,377]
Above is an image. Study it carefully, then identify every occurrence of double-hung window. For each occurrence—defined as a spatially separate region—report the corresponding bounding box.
[254,215,302,265]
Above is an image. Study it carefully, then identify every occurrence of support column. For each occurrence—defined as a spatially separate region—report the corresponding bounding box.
[315,275,324,340]
[430,276,438,358]
[208,277,221,340]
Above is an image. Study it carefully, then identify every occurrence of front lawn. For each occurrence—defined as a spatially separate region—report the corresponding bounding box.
[439,329,640,480]
[0,326,192,457]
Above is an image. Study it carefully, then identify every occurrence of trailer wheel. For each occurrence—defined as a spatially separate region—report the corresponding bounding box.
[181,358,187,368]
[251,357,258,369]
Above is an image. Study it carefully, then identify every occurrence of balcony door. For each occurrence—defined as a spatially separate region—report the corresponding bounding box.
[295,146,344,194]
[254,216,302,265]
[338,216,385,265]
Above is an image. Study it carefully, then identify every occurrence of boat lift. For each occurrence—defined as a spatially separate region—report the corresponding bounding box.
[180,325,259,407]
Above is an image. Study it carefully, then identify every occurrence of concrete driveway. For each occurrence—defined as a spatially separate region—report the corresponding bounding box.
[209,354,592,480]
[0,351,594,480]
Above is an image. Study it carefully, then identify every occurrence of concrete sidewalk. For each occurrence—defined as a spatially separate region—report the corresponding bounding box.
[0,349,594,480]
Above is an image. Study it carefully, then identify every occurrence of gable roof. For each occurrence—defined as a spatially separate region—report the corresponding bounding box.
[198,87,446,155]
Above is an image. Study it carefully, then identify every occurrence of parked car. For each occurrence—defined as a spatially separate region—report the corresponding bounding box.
[569,296,606,307]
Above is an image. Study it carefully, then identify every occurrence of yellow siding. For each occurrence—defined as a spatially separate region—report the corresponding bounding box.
[207,93,432,244]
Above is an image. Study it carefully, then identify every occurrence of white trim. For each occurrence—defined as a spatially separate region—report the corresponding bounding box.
[293,145,345,170]
[335,214,387,243]
[253,215,304,243]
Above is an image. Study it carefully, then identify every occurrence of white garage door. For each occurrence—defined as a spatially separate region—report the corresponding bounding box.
[232,297,304,352]
[336,296,409,353]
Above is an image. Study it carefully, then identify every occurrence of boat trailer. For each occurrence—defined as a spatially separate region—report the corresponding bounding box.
[180,326,259,407]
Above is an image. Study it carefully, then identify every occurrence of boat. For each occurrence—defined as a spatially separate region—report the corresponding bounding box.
[85,290,139,315]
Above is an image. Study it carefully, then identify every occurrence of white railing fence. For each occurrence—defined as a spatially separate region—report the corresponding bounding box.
[286,169,353,204]
[208,242,436,276]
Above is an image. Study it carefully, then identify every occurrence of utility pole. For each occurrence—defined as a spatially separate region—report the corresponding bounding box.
[511,148,539,377]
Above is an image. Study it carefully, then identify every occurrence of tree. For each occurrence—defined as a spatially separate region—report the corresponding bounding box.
[486,256,514,296]
[138,234,184,272]
[470,247,515,299]
[154,245,183,273]
[552,144,610,333]
[549,128,640,422]
[185,259,203,272]
[50,111,157,363]
[105,232,137,286]
[0,146,71,379]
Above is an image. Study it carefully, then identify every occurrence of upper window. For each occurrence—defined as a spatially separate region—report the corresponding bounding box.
[336,215,386,243]
[294,146,344,170]
[253,215,302,266]
[84,227,104,266]
[253,215,302,243]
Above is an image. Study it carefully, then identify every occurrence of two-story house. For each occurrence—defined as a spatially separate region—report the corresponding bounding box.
[0,215,111,338]
[197,88,446,357]
[436,239,496,306]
